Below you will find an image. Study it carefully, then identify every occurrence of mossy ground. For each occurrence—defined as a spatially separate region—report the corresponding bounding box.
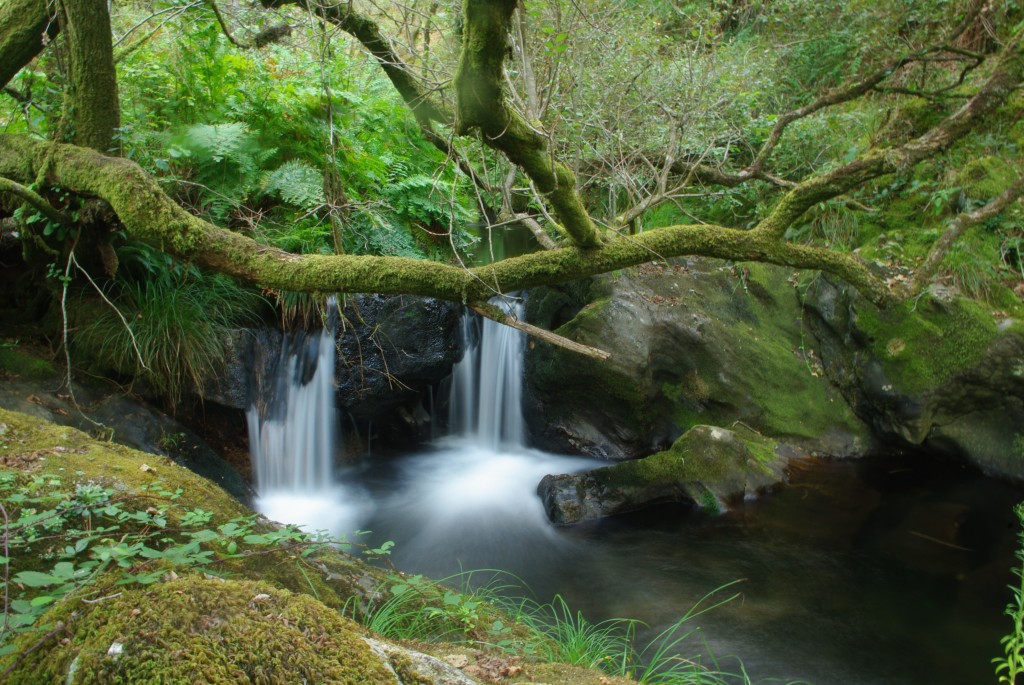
[0,343,57,380]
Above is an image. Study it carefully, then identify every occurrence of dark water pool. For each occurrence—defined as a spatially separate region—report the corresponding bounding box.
[280,442,1022,685]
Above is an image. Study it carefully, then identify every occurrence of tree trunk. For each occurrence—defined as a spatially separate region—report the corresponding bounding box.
[59,0,119,152]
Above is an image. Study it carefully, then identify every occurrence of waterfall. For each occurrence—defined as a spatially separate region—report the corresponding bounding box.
[247,326,337,494]
[247,300,368,533]
[447,298,526,450]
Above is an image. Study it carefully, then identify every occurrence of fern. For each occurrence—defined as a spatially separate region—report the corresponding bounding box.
[169,122,279,221]
[262,161,326,209]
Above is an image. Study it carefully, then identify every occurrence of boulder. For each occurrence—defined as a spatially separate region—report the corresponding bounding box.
[538,425,787,525]
[801,276,1024,479]
[524,259,870,459]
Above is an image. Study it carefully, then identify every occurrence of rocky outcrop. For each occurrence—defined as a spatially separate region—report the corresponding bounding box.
[524,259,871,460]
[0,352,252,502]
[801,276,1024,479]
[538,425,787,525]
[206,294,463,443]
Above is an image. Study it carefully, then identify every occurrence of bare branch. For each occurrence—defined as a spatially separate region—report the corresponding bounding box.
[470,302,610,360]
[754,27,1024,239]
[904,174,1024,297]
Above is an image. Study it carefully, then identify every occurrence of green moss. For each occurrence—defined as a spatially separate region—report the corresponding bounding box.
[593,425,780,491]
[956,156,1018,201]
[0,346,56,380]
[6,577,394,685]
[855,295,1001,393]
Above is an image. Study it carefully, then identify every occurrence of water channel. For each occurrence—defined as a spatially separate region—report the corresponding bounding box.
[247,302,1022,685]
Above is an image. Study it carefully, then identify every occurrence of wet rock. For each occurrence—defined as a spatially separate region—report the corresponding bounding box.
[208,295,462,446]
[524,259,870,460]
[334,294,462,420]
[0,375,252,502]
[801,276,1024,479]
[538,425,787,524]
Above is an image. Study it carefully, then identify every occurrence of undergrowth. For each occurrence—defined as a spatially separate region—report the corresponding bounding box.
[995,503,1024,684]
[0,461,810,684]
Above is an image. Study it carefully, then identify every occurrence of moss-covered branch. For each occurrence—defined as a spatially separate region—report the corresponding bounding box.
[454,0,600,248]
[0,175,72,225]
[0,133,899,306]
[0,0,59,89]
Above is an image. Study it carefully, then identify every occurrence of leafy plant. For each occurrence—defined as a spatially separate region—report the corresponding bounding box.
[0,473,335,658]
[995,503,1024,684]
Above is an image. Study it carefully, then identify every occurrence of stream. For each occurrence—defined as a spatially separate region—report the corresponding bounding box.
[246,303,1022,685]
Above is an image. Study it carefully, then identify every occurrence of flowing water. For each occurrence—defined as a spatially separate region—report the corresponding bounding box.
[250,304,1022,685]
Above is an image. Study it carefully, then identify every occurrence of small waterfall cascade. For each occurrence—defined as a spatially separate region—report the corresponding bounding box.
[246,325,337,494]
[447,298,526,450]
[246,299,365,532]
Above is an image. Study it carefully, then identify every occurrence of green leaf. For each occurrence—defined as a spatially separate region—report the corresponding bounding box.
[13,570,61,587]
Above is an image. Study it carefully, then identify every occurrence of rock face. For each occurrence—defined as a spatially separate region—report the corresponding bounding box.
[801,276,1024,479]
[207,294,463,444]
[538,425,786,525]
[524,259,871,460]
[334,294,462,421]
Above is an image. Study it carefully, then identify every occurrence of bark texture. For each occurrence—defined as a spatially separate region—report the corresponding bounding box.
[59,0,120,151]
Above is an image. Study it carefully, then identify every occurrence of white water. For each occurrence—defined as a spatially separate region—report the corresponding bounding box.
[247,296,593,560]
[448,298,526,448]
[247,316,369,534]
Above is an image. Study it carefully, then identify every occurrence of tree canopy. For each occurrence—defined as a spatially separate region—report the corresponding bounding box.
[0,0,1022,339]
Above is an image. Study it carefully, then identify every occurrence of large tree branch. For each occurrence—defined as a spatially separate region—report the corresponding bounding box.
[0,134,896,306]
[0,0,59,89]
[454,0,601,248]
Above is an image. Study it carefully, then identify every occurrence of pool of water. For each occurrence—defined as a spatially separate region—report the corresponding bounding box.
[310,443,1021,685]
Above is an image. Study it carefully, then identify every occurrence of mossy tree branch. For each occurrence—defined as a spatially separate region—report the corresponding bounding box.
[0,0,59,89]
[0,175,73,225]
[0,133,896,306]
[454,0,600,248]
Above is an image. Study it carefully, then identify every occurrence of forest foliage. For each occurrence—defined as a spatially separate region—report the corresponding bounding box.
[0,0,1022,400]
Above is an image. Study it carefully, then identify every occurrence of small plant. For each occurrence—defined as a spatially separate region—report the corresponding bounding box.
[995,503,1024,684]
[157,431,187,451]
[0,473,335,660]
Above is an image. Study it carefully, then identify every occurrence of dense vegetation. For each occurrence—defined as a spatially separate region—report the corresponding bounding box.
[0,0,1020,401]
[1,0,1023,682]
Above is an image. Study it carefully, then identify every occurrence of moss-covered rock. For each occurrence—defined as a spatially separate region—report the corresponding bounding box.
[5,577,397,685]
[524,259,869,459]
[537,425,786,525]
[802,276,1024,479]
